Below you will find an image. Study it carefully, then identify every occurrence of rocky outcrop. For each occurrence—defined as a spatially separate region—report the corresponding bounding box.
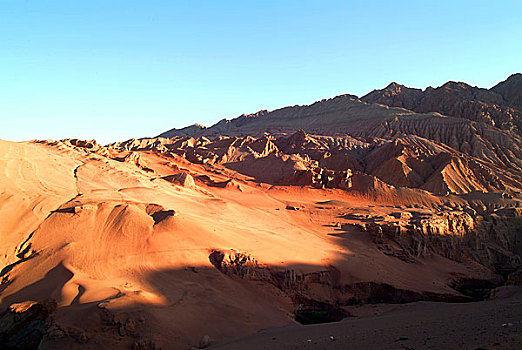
[209,249,270,280]
[113,151,142,166]
[66,139,100,150]
[208,249,337,297]
[145,203,177,225]
[162,172,196,189]
[0,300,57,350]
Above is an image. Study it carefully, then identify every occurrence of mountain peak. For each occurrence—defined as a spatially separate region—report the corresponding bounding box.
[360,82,423,110]
[491,73,522,110]
[384,82,405,91]
[439,81,473,91]
[507,72,522,80]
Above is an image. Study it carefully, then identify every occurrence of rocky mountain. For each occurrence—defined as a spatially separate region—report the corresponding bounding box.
[155,74,522,197]
[361,73,522,134]
[160,74,522,138]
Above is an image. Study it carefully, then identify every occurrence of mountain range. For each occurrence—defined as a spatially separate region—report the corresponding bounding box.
[159,73,522,137]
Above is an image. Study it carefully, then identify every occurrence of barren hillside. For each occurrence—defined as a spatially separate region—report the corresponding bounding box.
[1,74,522,349]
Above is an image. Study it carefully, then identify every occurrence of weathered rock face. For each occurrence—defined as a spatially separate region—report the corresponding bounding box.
[113,151,142,165]
[343,211,475,263]
[465,209,522,276]
[145,203,177,224]
[203,225,512,309]
[342,207,522,277]
[209,249,342,305]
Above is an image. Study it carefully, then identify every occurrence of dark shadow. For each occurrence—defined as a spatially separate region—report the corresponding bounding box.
[327,231,354,237]
[207,179,234,188]
[0,276,14,294]
[1,263,73,308]
[151,210,176,225]
[322,223,342,228]
[51,207,76,214]
[0,253,510,350]
[295,302,347,325]
[0,253,39,278]
[71,285,86,305]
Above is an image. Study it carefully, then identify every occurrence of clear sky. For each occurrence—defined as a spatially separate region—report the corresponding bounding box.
[1,1,521,144]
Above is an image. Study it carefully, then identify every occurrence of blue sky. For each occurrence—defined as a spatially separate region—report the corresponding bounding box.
[1,1,521,144]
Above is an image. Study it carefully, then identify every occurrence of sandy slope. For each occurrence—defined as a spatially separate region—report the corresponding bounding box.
[0,140,79,268]
[0,139,515,349]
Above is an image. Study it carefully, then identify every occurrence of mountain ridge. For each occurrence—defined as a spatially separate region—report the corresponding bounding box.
[158,73,522,138]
